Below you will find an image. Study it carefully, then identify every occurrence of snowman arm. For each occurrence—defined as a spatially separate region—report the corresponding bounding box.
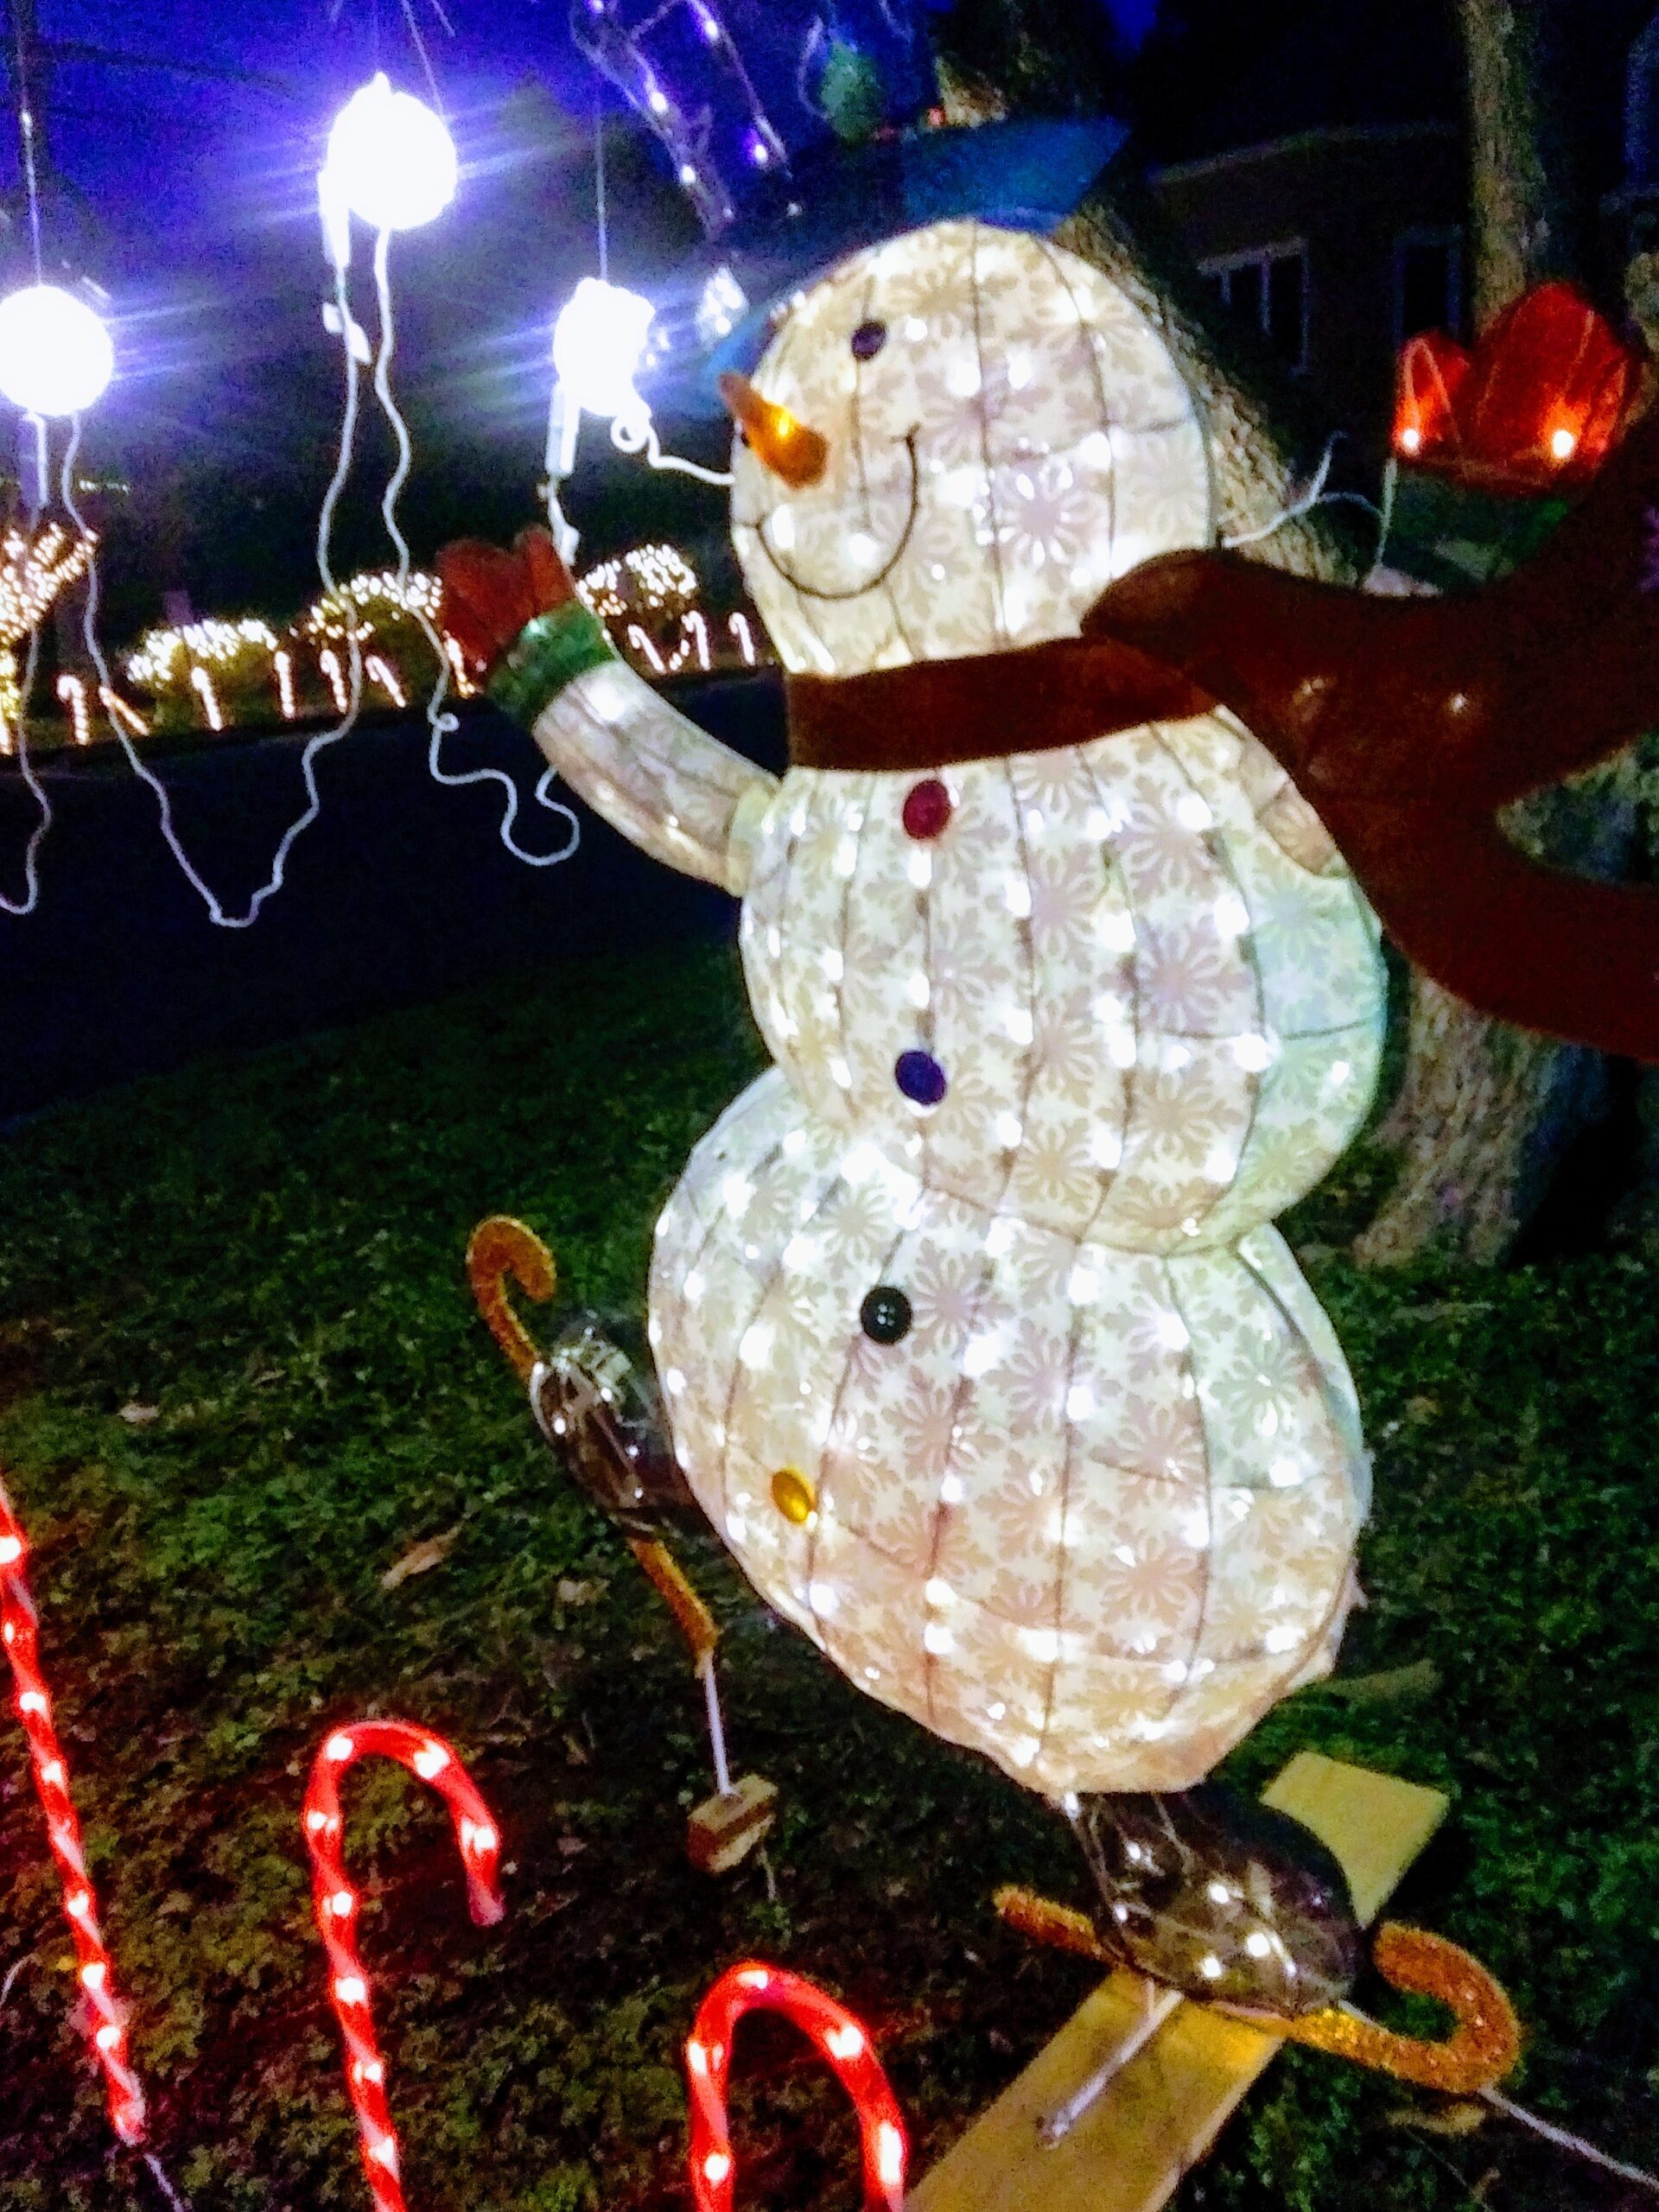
[490,602,777,894]
[533,658,778,893]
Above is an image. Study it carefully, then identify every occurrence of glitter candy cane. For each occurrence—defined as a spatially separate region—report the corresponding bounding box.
[685,1962,908,2212]
[302,1721,504,2212]
[0,1477,147,2147]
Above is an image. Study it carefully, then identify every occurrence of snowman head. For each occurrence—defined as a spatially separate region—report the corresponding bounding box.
[723,217,1215,677]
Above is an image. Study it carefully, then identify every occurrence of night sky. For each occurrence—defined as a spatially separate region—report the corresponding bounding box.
[0,0,1148,618]
[0,0,1635,625]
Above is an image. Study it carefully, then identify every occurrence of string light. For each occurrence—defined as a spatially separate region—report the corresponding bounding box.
[302,1720,504,2212]
[300,569,442,644]
[98,686,148,738]
[55,671,89,745]
[125,618,279,694]
[364,654,407,708]
[0,1477,148,2147]
[696,265,747,346]
[319,648,350,715]
[685,1962,907,2212]
[0,524,92,650]
[122,589,448,738]
[572,0,793,232]
[190,667,223,733]
[578,542,698,620]
[626,623,665,673]
[728,611,757,665]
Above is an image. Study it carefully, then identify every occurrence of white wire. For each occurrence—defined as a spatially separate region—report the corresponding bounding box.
[1,416,54,918]
[612,414,734,487]
[699,1652,734,1798]
[367,234,580,869]
[141,2151,193,2210]
[1330,1998,1659,2196]
[79,260,365,930]
[1,623,48,918]
[1221,432,1381,551]
[1477,2087,1659,2194]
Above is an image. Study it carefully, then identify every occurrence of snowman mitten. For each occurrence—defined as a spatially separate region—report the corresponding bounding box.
[439,524,618,728]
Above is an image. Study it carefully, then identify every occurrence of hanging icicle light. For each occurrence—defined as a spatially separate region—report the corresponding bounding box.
[0,285,114,418]
[323,73,458,236]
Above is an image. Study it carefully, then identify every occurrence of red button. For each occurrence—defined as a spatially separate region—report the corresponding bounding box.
[902,778,951,840]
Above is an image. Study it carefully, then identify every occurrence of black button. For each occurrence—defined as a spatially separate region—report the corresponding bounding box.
[860,1284,912,1344]
[850,319,888,361]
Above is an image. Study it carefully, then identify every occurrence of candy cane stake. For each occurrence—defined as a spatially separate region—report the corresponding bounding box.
[0,1477,148,2148]
[302,1721,504,2212]
[686,1963,907,2212]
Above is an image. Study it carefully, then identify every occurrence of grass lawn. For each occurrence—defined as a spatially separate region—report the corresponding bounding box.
[2,937,1658,2212]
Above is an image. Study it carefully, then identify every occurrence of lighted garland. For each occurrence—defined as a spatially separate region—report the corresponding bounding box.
[297,568,443,644]
[0,523,92,650]
[577,542,699,624]
[577,543,769,676]
[0,524,96,753]
[108,552,761,741]
[122,578,450,734]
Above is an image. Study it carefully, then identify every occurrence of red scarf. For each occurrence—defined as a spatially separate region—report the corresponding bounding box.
[785,637,1215,771]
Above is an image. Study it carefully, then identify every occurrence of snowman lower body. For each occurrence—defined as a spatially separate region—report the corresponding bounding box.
[651,1068,1369,2000]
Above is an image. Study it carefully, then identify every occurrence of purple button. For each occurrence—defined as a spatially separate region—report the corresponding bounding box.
[894,1049,946,1106]
[902,778,952,841]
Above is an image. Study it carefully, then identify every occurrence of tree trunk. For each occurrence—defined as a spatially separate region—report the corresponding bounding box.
[1055,175,1360,582]
[1459,0,1568,325]
[1357,0,1618,1268]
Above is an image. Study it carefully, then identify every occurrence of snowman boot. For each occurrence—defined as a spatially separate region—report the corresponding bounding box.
[1071,1783,1360,2018]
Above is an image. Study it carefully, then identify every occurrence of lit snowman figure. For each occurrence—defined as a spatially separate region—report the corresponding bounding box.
[446,217,1386,2006]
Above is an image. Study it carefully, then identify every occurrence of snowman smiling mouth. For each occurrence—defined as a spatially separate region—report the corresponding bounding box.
[748,428,923,602]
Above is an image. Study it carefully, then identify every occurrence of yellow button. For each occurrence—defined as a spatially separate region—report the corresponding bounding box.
[770,1466,817,1525]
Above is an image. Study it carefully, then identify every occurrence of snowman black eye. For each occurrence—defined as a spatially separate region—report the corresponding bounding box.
[850,320,887,361]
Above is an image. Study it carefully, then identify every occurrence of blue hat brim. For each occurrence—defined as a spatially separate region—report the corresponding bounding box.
[645,118,1130,420]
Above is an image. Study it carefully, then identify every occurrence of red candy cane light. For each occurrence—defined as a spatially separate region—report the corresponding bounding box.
[302,1720,505,2212]
[686,1962,908,2212]
[0,1476,147,2147]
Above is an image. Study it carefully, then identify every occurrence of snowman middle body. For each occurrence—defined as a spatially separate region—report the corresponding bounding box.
[651,707,1385,1798]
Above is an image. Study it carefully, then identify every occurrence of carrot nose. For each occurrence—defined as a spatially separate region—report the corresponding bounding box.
[718,372,829,488]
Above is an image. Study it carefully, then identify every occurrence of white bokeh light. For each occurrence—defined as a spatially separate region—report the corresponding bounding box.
[324,73,457,233]
[0,286,113,418]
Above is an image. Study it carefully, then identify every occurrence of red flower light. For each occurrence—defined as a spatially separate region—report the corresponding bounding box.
[1394,282,1643,494]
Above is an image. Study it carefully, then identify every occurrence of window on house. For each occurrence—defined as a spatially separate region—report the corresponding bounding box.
[1200,244,1307,372]
[1626,15,1659,185]
[1395,227,1464,345]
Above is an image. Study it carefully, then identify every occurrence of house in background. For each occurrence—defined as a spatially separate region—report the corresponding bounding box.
[1151,121,1465,445]
[1601,7,1659,296]
[1136,1,1652,457]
